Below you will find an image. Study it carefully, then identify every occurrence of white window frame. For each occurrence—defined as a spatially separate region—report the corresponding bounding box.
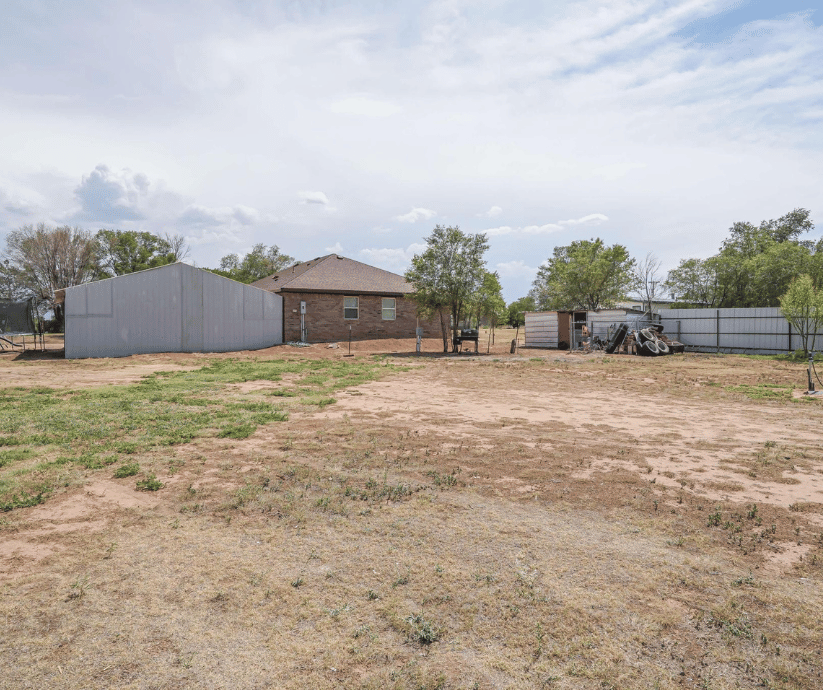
[381,297,396,321]
[344,296,359,320]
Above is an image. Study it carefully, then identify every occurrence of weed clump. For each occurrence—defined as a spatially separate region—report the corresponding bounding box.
[136,473,163,491]
[0,491,47,512]
[406,614,441,644]
[114,462,140,478]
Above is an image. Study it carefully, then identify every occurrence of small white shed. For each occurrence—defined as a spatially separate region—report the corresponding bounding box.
[63,263,283,359]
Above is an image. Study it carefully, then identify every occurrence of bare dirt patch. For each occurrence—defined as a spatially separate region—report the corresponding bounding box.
[1,337,823,689]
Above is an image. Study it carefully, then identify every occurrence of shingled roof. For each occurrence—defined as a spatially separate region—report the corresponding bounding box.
[251,254,413,295]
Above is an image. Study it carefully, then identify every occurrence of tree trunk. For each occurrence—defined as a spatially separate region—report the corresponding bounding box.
[53,303,65,333]
[439,309,449,353]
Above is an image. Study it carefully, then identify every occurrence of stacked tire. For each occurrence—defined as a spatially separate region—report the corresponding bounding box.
[635,327,671,356]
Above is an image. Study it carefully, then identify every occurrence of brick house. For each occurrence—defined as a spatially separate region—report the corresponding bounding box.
[251,254,438,343]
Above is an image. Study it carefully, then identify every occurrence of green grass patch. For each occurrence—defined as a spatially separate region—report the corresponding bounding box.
[136,473,163,492]
[738,350,823,363]
[0,357,403,510]
[218,423,256,440]
[268,389,298,398]
[113,462,140,478]
[0,490,49,512]
[0,448,35,468]
[725,384,792,401]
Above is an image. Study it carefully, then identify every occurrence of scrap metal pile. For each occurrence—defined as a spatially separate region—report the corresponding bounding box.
[603,322,685,356]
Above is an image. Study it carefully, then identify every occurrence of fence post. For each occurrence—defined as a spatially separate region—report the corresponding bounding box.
[716,310,720,352]
[677,320,681,342]
[788,320,792,353]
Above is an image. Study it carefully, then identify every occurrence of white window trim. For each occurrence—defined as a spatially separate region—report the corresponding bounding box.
[381,297,396,321]
[344,295,359,320]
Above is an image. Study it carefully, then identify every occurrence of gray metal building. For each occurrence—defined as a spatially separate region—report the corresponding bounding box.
[63,263,283,359]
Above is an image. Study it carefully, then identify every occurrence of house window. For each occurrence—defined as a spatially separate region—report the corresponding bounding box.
[344,296,359,319]
[382,297,396,320]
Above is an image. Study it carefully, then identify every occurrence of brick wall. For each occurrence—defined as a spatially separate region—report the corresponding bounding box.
[281,292,440,342]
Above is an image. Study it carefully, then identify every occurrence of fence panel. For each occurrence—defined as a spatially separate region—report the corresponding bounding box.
[658,307,823,354]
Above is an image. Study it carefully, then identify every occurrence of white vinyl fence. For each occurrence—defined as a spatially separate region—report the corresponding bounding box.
[658,307,821,354]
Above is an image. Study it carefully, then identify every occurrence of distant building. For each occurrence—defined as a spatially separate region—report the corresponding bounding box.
[252,254,438,343]
[616,294,682,313]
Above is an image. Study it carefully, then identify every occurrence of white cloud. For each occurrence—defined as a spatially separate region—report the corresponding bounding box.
[557,213,609,226]
[177,204,260,227]
[298,191,330,205]
[329,96,402,117]
[483,226,514,237]
[358,243,427,272]
[0,1,821,296]
[394,207,437,223]
[0,187,36,216]
[325,241,344,254]
[477,205,503,218]
[72,165,149,222]
[184,230,245,247]
[496,260,538,281]
[483,213,606,237]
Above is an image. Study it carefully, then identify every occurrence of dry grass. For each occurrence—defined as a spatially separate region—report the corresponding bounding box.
[1,337,823,689]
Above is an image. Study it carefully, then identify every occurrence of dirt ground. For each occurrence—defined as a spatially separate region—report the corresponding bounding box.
[1,333,822,689]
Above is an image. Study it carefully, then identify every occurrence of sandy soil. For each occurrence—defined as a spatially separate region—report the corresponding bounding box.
[2,335,822,689]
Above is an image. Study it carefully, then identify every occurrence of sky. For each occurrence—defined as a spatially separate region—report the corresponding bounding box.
[1,0,822,302]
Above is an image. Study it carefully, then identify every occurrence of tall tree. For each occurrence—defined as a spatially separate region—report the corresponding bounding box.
[668,208,819,309]
[780,274,823,358]
[212,244,294,284]
[665,257,723,307]
[531,239,635,311]
[469,270,506,335]
[634,252,663,316]
[95,229,188,277]
[405,225,489,352]
[506,295,536,327]
[2,223,98,328]
[1,259,28,300]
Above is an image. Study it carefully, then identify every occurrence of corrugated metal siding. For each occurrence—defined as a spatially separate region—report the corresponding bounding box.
[65,263,283,359]
[524,312,559,348]
[588,310,629,341]
[658,307,821,354]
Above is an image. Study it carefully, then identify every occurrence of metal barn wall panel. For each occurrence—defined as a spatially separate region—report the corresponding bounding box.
[181,264,204,351]
[65,263,283,359]
[524,312,559,348]
[66,264,184,359]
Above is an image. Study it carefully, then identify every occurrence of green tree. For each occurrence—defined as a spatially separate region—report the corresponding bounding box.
[531,239,635,311]
[780,274,823,358]
[506,295,536,327]
[669,208,819,309]
[212,244,294,284]
[469,270,506,340]
[405,225,489,352]
[95,229,188,278]
[1,259,27,300]
[2,223,98,329]
[664,257,723,307]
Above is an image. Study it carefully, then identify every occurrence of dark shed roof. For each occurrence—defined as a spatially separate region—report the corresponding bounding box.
[251,254,412,295]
